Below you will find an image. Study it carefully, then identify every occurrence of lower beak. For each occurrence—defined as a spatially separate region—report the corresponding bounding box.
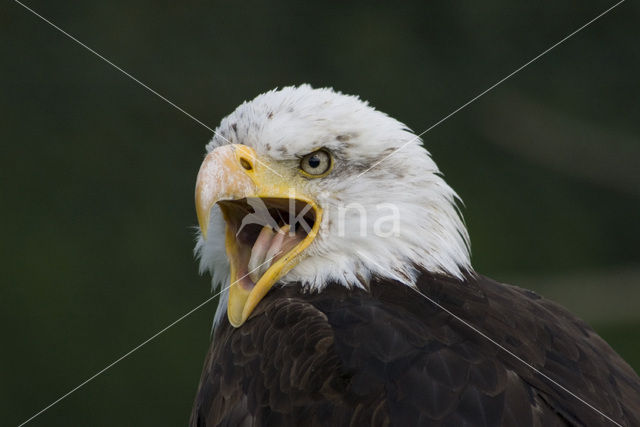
[195,144,321,327]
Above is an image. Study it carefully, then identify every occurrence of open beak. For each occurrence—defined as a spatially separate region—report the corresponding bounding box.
[195,144,321,327]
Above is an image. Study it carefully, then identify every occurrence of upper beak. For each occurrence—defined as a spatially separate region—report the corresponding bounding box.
[195,144,257,240]
[195,144,321,327]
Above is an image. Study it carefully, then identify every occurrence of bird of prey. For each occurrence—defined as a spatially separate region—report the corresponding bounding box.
[190,85,640,426]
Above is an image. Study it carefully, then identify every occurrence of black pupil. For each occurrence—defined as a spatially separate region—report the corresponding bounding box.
[308,155,321,168]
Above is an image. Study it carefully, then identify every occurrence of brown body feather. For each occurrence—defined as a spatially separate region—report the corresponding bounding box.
[190,272,640,426]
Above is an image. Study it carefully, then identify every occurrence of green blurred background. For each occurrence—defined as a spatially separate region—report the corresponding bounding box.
[2,1,638,425]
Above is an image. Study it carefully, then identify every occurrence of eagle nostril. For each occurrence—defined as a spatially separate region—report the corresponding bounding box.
[239,157,253,171]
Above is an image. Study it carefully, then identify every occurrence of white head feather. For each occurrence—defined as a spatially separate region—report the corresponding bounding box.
[194,85,472,324]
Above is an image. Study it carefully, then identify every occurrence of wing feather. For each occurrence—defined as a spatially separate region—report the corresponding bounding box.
[190,272,640,426]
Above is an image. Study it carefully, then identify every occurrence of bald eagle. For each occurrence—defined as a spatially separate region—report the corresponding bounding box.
[190,85,640,426]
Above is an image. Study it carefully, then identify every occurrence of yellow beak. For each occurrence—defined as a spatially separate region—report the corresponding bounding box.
[195,144,321,327]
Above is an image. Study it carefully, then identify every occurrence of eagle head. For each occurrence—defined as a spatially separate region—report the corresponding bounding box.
[194,85,471,327]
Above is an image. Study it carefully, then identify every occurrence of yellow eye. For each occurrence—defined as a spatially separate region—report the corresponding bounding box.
[300,149,332,177]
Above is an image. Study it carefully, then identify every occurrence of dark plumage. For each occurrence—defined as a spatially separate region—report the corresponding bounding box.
[190,272,640,426]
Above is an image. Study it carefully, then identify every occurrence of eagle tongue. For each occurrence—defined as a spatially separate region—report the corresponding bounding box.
[248,224,305,284]
[248,226,276,283]
[263,225,291,274]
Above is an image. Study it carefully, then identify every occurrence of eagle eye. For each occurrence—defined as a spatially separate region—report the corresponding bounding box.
[300,149,332,177]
